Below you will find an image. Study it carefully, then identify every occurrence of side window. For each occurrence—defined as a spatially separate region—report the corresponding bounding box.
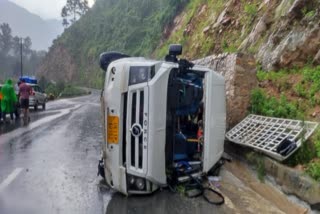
[33,86,38,92]
[38,86,43,93]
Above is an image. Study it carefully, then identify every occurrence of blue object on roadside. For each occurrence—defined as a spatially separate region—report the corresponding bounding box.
[20,76,37,84]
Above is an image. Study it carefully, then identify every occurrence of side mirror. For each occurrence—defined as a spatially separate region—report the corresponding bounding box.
[165,44,182,63]
[99,52,130,71]
[169,44,182,56]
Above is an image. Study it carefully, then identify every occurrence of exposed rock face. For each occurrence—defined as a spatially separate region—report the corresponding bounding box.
[195,53,257,128]
[258,24,320,71]
[255,0,320,71]
[160,0,320,72]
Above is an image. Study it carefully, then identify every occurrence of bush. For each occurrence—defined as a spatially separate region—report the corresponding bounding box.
[284,140,316,166]
[306,161,320,181]
[244,4,257,17]
[45,81,88,98]
[294,83,307,98]
[59,86,88,98]
[250,88,301,119]
[312,129,320,158]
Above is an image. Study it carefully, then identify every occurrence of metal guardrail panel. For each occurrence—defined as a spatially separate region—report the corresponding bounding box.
[226,114,318,161]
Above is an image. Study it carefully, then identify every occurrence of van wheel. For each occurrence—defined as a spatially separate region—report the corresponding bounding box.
[42,103,46,110]
[34,102,38,111]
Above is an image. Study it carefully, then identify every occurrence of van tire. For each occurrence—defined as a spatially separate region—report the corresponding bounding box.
[42,103,46,110]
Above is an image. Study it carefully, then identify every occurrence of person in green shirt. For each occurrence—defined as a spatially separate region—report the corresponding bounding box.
[1,79,17,122]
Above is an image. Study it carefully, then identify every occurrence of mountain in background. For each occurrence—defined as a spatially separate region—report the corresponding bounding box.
[0,0,63,50]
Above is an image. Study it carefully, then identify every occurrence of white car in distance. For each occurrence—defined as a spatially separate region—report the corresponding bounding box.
[27,84,47,110]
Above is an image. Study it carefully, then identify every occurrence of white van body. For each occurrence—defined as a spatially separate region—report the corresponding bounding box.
[100,53,226,195]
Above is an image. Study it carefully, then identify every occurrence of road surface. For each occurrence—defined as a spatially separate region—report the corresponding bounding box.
[0,92,311,214]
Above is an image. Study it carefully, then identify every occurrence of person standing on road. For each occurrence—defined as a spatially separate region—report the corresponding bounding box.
[0,89,3,123]
[13,81,21,119]
[1,79,17,123]
[19,79,32,123]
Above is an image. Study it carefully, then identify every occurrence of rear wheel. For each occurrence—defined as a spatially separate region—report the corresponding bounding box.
[34,101,38,111]
[42,102,46,110]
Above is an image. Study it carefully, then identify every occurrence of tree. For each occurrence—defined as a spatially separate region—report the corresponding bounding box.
[0,23,12,56]
[61,0,89,28]
[12,36,20,56]
[23,37,32,56]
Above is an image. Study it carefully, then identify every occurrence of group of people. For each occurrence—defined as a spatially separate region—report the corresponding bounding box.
[0,79,32,124]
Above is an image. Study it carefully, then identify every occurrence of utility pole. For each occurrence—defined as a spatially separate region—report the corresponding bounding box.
[20,37,23,78]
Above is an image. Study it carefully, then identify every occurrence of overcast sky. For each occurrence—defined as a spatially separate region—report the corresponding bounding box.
[9,0,95,20]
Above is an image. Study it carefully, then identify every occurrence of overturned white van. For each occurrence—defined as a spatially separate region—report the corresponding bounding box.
[98,45,226,195]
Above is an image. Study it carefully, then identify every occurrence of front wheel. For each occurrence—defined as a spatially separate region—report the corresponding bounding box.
[42,102,46,110]
[97,159,105,179]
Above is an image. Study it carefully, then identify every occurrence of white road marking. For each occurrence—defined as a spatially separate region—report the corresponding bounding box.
[0,168,23,192]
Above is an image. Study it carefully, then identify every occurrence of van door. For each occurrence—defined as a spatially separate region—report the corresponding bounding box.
[126,81,149,177]
[203,71,226,172]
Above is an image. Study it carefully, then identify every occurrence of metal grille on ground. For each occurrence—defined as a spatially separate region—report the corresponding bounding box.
[226,114,318,161]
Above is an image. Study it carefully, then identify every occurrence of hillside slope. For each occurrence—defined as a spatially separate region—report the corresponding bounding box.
[38,0,320,87]
[155,0,320,71]
[0,0,63,50]
[37,0,187,87]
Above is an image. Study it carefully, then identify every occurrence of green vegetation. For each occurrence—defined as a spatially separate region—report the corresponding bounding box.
[246,152,266,182]
[60,85,88,98]
[306,162,320,181]
[257,156,266,182]
[61,0,89,27]
[250,88,301,119]
[304,129,320,181]
[49,0,188,87]
[284,140,315,166]
[302,6,316,18]
[45,81,88,98]
[244,3,258,18]
[155,0,228,58]
[253,65,320,181]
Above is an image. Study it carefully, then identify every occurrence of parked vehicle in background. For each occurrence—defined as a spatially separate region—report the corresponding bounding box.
[0,84,3,118]
[19,76,47,111]
[28,83,47,110]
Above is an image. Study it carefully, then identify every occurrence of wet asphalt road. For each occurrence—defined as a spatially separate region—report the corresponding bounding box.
[0,91,311,214]
[0,92,224,214]
[0,92,105,214]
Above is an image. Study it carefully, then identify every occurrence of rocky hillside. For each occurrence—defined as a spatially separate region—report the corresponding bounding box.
[155,0,320,71]
[38,0,320,86]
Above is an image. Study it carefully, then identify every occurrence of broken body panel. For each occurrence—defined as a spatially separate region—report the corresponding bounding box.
[101,56,226,195]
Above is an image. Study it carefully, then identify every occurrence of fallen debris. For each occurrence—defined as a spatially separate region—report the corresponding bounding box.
[226,114,318,161]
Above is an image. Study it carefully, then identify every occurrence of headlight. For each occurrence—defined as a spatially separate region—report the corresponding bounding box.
[128,175,135,185]
[129,66,150,85]
[135,178,145,190]
[127,174,146,191]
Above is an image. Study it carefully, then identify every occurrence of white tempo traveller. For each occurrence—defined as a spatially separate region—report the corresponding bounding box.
[98,45,226,195]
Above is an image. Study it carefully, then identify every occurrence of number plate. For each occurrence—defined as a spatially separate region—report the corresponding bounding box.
[107,116,119,144]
